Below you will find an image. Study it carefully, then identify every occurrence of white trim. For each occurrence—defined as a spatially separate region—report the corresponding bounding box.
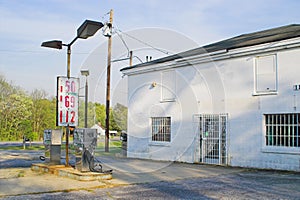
[261,147,300,155]
[160,99,176,103]
[253,54,278,95]
[149,142,171,147]
[252,91,278,96]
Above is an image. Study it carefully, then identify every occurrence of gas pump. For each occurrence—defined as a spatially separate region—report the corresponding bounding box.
[43,129,63,165]
[73,128,97,172]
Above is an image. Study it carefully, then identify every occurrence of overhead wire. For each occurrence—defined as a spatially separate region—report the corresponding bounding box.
[114,27,172,55]
[112,21,173,65]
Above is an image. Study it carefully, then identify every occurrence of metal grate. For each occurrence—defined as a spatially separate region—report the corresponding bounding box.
[196,114,228,165]
[151,117,171,142]
[265,113,300,147]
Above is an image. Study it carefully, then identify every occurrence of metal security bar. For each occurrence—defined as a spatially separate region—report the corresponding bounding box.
[195,114,228,165]
[265,113,300,147]
[151,117,171,142]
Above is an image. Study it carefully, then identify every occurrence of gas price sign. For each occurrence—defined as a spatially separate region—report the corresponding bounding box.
[56,76,79,126]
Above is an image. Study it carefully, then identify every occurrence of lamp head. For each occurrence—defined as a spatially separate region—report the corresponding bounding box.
[77,20,104,39]
[41,40,63,49]
[80,69,90,76]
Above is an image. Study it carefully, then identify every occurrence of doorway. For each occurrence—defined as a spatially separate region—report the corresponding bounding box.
[194,114,228,165]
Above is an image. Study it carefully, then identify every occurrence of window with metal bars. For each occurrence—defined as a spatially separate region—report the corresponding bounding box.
[265,113,300,147]
[151,117,171,142]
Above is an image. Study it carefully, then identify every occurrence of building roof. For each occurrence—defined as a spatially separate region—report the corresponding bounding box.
[121,24,300,71]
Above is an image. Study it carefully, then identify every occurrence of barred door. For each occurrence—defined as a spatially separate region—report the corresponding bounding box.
[194,114,228,165]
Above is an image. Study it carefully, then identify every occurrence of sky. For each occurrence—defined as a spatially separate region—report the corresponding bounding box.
[1,0,300,104]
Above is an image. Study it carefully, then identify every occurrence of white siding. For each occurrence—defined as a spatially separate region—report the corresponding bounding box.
[125,40,300,171]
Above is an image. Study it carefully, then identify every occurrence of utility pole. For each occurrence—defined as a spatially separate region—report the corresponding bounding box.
[105,9,113,152]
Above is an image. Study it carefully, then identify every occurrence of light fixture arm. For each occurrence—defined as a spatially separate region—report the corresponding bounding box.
[69,36,79,47]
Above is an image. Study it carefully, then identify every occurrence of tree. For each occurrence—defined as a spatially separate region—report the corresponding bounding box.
[0,73,128,141]
[0,91,32,140]
[78,100,98,128]
[95,103,106,127]
[31,89,57,140]
[94,103,122,131]
[0,75,57,141]
[112,103,128,131]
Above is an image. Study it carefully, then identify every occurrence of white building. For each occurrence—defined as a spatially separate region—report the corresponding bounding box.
[91,124,105,136]
[121,24,300,171]
[91,124,118,137]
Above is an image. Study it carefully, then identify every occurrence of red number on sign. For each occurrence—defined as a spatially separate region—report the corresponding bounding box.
[71,111,76,123]
[60,110,63,123]
[70,96,75,108]
[65,96,70,107]
[65,80,70,92]
[65,80,76,93]
[58,110,76,124]
[66,110,69,122]
[71,81,76,92]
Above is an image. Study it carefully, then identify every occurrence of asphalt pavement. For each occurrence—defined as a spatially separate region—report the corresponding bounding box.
[0,149,299,199]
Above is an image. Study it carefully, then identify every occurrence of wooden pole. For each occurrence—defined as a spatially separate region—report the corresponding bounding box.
[105,9,113,152]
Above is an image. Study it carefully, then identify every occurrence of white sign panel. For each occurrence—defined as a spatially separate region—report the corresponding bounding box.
[57,76,79,126]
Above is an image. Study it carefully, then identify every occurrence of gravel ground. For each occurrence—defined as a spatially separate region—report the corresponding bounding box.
[2,170,300,200]
[0,146,299,199]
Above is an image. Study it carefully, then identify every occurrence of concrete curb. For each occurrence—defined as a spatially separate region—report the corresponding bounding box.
[31,163,113,181]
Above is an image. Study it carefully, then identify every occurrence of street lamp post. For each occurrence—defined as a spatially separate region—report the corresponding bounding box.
[81,69,89,128]
[41,20,103,167]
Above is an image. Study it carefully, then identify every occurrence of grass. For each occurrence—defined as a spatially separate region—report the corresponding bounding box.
[0,139,123,156]
[0,145,45,151]
[17,170,25,177]
[95,140,122,156]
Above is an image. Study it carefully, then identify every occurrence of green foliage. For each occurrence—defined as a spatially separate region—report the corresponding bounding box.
[0,77,33,141]
[0,74,128,141]
[112,103,128,131]
[93,103,127,132]
[0,144,45,150]
[0,76,57,141]
[95,103,106,127]
[31,89,57,140]
[78,100,97,128]
[20,120,33,140]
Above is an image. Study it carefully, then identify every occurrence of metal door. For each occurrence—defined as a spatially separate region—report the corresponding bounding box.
[195,114,228,165]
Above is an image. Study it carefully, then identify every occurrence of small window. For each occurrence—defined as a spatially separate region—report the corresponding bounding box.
[151,117,171,142]
[161,70,176,101]
[254,54,277,94]
[265,113,300,147]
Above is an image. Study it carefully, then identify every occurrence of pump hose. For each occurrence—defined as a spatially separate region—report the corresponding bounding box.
[83,149,113,173]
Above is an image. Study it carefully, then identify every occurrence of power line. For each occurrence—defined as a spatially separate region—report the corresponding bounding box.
[0,49,93,55]
[114,28,130,57]
[0,50,45,54]
[114,27,172,55]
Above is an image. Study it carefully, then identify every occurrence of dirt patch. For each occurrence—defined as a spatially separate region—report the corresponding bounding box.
[0,168,40,179]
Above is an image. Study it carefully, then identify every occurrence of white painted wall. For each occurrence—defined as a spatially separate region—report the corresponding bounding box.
[125,39,300,171]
